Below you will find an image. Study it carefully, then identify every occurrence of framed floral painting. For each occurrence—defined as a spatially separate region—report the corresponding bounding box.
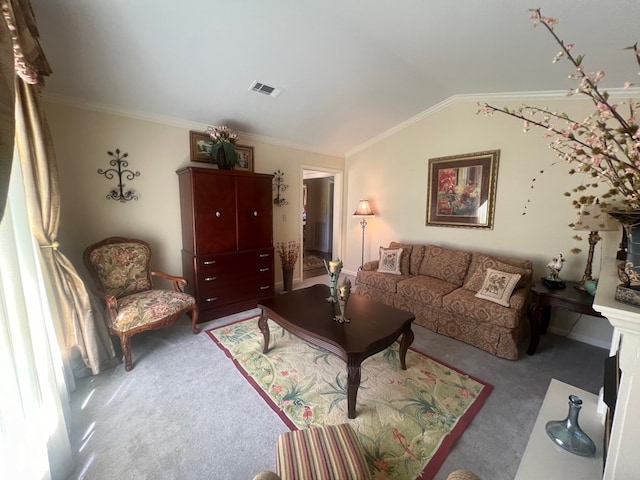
[426,150,500,229]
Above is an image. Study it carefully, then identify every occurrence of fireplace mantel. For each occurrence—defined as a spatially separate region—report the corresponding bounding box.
[592,255,640,480]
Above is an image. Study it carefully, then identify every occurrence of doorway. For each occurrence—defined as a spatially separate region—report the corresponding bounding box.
[302,169,340,280]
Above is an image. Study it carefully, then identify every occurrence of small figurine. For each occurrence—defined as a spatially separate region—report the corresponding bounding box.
[543,254,566,289]
[546,254,565,281]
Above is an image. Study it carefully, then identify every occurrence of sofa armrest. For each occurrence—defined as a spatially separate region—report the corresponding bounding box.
[509,287,529,312]
[362,260,379,271]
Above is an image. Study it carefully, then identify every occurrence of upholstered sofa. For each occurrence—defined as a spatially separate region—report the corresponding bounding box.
[356,242,533,360]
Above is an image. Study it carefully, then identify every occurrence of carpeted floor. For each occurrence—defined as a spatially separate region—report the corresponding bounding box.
[64,278,608,480]
[302,254,325,271]
[208,317,493,479]
[302,251,331,279]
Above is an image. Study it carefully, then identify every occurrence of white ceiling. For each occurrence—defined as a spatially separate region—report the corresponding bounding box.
[31,0,639,157]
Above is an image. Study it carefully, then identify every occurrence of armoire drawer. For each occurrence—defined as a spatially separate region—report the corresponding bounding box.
[197,249,273,272]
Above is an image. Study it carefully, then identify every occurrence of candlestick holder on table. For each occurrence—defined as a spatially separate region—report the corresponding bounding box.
[324,258,343,303]
[334,278,352,324]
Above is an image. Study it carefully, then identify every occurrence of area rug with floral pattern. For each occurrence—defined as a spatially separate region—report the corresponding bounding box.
[206,317,493,480]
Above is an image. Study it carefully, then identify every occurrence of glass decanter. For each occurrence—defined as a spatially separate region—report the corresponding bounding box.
[545,394,596,457]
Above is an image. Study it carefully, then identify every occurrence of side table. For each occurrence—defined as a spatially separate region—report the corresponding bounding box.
[527,281,604,355]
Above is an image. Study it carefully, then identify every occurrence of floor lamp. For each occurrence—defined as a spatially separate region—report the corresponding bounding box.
[353,199,375,270]
[573,200,617,290]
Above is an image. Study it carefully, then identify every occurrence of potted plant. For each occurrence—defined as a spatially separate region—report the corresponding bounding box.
[277,241,300,291]
[206,125,239,170]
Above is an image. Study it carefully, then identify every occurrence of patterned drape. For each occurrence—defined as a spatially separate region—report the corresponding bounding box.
[3,0,117,374]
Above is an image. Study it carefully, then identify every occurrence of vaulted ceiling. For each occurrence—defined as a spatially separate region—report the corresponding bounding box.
[31,0,638,156]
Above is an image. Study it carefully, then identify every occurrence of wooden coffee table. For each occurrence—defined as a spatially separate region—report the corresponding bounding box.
[257,284,415,419]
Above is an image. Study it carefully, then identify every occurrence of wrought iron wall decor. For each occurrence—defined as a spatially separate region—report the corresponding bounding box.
[273,169,288,207]
[98,148,140,202]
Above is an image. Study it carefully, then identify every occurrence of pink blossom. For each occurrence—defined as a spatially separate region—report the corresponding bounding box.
[542,16,558,26]
[566,43,574,51]
[624,81,632,89]
[459,388,472,398]
[594,70,606,82]
[373,458,389,472]
[592,156,602,166]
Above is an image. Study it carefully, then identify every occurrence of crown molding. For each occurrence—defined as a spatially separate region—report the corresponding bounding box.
[42,92,342,158]
[346,87,640,157]
[43,88,639,161]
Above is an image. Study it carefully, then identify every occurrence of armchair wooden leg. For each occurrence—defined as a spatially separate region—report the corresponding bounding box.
[190,306,199,334]
[119,334,133,371]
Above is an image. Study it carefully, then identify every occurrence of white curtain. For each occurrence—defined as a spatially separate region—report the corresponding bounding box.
[0,149,73,480]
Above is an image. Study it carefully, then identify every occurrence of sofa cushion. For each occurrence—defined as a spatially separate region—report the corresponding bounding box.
[463,253,532,292]
[397,276,459,308]
[409,245,426,275]
[356,270,407,294]
[419,245,472,286]
[377,247,403,275]
[389,242,413,276]
[474,268,521,307]
[442,288,523,329]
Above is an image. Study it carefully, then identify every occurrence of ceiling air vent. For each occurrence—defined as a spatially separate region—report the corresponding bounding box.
[249,80,284,98]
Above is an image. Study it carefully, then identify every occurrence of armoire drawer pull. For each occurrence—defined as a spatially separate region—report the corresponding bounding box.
[205,297,218,302]
[203,260,216,265]
[259,253,269,258]
[253,211,258,216]
[204,276,217,281]
[259,268,269,272]
[215,211,221,217]
[259,285,270,290]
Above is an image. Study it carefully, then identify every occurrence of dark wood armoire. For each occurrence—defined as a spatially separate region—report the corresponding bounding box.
[177,166,275,322]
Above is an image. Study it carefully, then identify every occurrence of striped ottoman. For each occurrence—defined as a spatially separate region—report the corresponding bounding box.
[276,424,371,480]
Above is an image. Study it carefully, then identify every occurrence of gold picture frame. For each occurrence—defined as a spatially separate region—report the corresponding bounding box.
[426,150,500,229]
[234,145,254,172]
[189,130,254,171]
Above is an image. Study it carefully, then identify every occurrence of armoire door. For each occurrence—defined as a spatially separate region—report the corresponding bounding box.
[236,175,273,251]
[193,171,237,254]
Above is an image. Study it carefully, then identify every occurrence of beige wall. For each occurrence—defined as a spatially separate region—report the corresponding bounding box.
[44,100,343,286]
[345,97,617,348]
[45,96,614,347]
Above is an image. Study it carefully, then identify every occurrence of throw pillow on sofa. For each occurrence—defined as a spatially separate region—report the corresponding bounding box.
[377,247,403,275]
[464,253,530,292]
[475,268,522,307]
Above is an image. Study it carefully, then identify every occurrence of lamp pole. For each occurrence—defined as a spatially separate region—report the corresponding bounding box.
[353,199,374,270]
[359,216,368,270]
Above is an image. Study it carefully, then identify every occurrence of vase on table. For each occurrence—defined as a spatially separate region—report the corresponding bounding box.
[608,211,640,306]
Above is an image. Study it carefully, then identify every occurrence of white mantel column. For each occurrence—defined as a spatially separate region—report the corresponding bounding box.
[593,255,640,480]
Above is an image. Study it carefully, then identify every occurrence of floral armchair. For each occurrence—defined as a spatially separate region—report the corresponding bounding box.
[83,237,199,371]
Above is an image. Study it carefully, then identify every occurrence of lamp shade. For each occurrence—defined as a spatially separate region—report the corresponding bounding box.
[573,202,618,232]
[353,199,374,217]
